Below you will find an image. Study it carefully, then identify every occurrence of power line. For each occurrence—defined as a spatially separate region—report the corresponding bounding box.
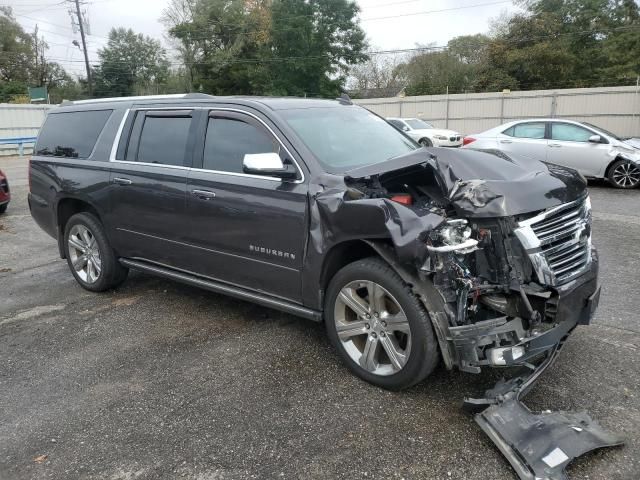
[361,0,513,21]
[3,23,634,67]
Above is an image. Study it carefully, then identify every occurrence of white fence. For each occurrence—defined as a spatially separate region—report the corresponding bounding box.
[1,86,639,156]
[0,104,53,156]
[354,85,640,137]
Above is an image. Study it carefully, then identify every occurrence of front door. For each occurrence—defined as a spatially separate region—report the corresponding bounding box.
[547,122,610,177]
[183,109,308,302]
[108,109,195,267]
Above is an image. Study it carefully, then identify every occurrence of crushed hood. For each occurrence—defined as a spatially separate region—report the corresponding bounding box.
[345,147,587,218]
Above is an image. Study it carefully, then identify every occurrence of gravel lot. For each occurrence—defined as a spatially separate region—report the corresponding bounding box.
[1,155,639,480]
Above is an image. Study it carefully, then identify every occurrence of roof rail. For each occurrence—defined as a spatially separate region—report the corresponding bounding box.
[62,93,214,105]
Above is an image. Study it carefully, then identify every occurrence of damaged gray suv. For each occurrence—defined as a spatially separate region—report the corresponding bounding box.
[29,94,621,479]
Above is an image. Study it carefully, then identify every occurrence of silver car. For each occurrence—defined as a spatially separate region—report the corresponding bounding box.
[463,119,640,188]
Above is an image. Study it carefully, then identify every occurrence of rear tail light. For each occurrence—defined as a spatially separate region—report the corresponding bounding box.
[390,194,413,206]
[463,136,476,146]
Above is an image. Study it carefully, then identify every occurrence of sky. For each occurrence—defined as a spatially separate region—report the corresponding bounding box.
[6,0,522,78]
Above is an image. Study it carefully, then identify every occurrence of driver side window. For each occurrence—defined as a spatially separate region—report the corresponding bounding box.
[550,123,594,143]
[203,116,279,173]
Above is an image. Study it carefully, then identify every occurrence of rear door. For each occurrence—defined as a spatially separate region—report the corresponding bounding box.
[547,122,610,176]
[108,108,196,267]
[497,121,549,161]
[183,109,308,302]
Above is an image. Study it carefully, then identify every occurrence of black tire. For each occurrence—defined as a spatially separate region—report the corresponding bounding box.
[63,212,128,292]
[0,203,7,214]
[324,257,440,390]
[419,138,432,147]
[607,159,640,189]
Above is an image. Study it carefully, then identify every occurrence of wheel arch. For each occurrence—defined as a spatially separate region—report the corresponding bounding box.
[604,156,623,179]
[319,240,381,298]
[361,240,456,369]
[55,197,105,259]
[319,239,455,369]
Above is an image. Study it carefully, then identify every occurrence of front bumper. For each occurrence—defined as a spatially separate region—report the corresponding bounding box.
[433,139,462,147]
[449,249,599,373]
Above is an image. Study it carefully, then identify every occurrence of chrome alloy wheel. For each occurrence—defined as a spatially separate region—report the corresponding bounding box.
[67,224,102,284]
[334,280,411,376]
[612,162,640,188]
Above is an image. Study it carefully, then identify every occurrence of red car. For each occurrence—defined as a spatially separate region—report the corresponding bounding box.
[0,168,10,214]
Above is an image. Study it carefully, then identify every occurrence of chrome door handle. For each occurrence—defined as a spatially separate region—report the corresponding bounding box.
[499,139,512,144]
[191,189,216,200]
[112,177,132,185]
[549,143,562,148]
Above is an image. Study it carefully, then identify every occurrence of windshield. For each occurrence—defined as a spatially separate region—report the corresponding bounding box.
[583,122,621,141]
[405,119,433,130]
[280,106,418,172]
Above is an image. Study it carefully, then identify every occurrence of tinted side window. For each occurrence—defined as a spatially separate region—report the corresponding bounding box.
[137,116,191,166]
[551,123,593,142]
[504,122,546,139]
[388,120,404,129]
[203,117,278,173]
[35,110,112,158]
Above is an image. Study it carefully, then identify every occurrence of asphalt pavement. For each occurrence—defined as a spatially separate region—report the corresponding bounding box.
[1,155,639,480]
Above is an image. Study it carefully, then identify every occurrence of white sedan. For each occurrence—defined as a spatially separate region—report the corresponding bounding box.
[387,118,462,147]
[463,119,640,189]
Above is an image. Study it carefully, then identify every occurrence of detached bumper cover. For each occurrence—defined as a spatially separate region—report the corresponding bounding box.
[461,268,622,478]
[476,398,623,480]
[466,344,624,480]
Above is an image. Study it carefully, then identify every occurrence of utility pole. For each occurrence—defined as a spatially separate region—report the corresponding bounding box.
[69,0,92,95]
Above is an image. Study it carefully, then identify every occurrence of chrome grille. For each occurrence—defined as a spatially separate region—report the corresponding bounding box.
[514,196,592,286]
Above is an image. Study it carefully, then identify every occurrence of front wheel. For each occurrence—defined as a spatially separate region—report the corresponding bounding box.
[64,212,128,292]
[324,257,440,390]
[608,159,640,189]
[0,203,7,214]
[419,138,432,147]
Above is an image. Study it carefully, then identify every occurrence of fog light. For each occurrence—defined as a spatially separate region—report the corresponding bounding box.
[488,346,526,366]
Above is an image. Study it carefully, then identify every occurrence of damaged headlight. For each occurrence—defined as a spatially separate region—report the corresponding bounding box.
[427,219,479,253]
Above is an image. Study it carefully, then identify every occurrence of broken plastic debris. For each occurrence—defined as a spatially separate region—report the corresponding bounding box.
[542,447,569,468]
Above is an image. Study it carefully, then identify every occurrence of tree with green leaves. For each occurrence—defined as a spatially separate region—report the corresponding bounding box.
[397,0,640,96]
[94,27,170,98]
[265,0,367,96]
[0,7,83,102]
[164,0,367,97]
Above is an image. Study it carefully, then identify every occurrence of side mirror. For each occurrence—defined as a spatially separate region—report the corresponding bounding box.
[588,134,602,144]
[402,126,410,132]
[242,152,297,179]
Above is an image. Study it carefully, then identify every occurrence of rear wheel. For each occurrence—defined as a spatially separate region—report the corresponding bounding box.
[0,203,7,214]
[64,212,128,292]
[608,159,640,189]
[324,257,439,390]
[419,138,432,147]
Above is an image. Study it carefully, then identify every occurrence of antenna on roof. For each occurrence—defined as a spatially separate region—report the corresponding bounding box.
[337,93,353,105]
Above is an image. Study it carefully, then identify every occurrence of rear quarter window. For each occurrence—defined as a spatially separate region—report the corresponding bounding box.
[503,122,546,139]
[35,110,112,159]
